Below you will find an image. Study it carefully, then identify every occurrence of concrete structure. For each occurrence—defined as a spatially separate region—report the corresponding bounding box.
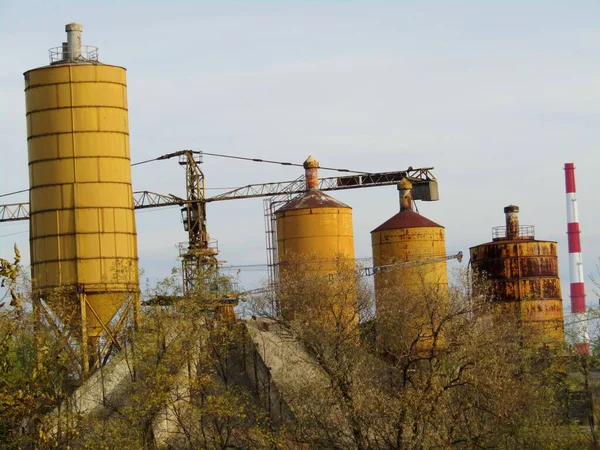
[470,206,564,346]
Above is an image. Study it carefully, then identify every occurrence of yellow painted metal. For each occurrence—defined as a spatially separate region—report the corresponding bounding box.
[25,63,138,338]
[371,226,448,296]
[371,214,448,352]
[469,240,564,346]
[276,192,356,325]
[276,208,354,263]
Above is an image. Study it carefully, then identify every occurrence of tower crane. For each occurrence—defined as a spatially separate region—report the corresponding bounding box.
[0,151,439,306]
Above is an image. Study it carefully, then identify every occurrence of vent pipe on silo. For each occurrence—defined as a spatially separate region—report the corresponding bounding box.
[304,155,319,190]
[504,205,519,239]
[398,178,413,212]
[65,23,83,60]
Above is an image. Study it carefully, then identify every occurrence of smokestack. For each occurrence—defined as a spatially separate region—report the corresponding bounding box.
[65,23,83,61]
[398,178,413,212]
[304,156,319,190]
[504,205,519,239]
[564,162,589,355]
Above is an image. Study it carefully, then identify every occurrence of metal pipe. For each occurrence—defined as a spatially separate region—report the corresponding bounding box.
[65,23,83,60]
[564,162,589,354]
[304,156,319,190]
[398,178,412,211]
[504,205,519,239]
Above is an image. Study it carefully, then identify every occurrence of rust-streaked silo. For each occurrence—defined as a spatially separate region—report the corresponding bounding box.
[275,156,356,328]
[25,24,139,369]
[469,206,564,346]
[371,179,448,352]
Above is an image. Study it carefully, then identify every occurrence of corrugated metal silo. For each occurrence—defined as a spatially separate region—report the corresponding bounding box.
[24,24,139,358]
[275,156,356,326]
[469,206,564,346]
[371,178,448,351]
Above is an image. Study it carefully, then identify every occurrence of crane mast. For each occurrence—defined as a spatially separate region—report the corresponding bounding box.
[154,151,218,297]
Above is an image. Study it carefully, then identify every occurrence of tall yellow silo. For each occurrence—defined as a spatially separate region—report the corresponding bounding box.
[25,24,139,372]
[371,179,448,352]
[275,156,357,330]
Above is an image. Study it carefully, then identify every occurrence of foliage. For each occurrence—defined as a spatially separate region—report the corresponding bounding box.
[252,259,586,449]
[0,250,595,449]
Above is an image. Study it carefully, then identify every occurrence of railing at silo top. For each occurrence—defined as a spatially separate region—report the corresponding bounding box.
[492,225,535,241]
[49,45,99,64]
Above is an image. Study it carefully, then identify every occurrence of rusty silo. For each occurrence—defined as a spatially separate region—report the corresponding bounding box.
[371,178,448,352]
[25,24,139,374]
[469,206,564,346]
[275,156,357,328]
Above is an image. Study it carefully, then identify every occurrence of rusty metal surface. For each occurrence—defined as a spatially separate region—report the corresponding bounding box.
[276,190,350,213]
[371,210,443,232]
[398,178,413,212]
[303,155,319,190]
[469,239,564,344]
[504,205,520,239]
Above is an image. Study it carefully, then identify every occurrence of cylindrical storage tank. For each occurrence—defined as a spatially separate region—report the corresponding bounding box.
[371,179,448,352]
[469,206,564,346]
[275,156,356,329]
[25,25,138,340]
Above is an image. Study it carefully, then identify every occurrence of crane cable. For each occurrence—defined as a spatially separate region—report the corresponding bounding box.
[131,150,371,174]
[0,189,29,198]
[198,151,371,174]
[1,151,372,197]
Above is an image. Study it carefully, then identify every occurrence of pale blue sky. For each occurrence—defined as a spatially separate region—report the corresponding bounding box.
[1,1,599,322]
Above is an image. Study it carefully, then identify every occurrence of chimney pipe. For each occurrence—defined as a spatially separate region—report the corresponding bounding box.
[398,178,413,212]
[304,156,319,190]
[504,205,519,239]
[65,23,83,61]
[564,162,589,354]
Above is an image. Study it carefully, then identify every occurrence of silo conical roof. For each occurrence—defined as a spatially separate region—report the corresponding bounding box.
[277,190,351,213]
[371,209,443,232]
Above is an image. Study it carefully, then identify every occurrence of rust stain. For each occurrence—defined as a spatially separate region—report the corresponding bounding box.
[276,190,350,213]
[470,238,564,345]
[371,210,443,232]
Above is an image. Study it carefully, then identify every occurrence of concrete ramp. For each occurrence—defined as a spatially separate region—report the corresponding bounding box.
[243,319,330,418]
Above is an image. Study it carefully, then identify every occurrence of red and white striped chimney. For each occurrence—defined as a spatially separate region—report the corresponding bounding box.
[564,162,589,355]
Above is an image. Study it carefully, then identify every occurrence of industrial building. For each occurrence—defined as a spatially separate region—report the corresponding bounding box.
[0,22,577,372]
[0,22,588,445]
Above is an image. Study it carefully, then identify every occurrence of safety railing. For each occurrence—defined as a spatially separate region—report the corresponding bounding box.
[492,225,535,241]
[49,45,99,64]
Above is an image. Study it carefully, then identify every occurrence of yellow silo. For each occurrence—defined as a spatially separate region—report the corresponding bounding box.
[275,156,357,330]
[25,24,138,371]
[372,179,448,352]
